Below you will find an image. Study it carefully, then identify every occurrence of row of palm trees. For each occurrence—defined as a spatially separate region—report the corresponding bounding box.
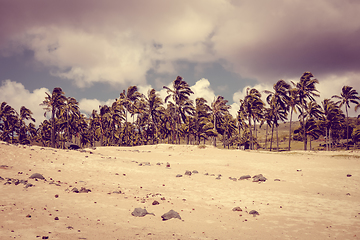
[1,72,360,150]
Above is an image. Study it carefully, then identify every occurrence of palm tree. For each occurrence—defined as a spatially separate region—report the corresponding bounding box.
[145,89,163,144]
[321,99,344,151]
[18,106,35,144]
[304,101,323,150]
[163,76,194,144]
[62,97,80,142]
[332,86,359,150]
[265,80,290,151]
[210,95,231,146]
[292,72,319,150]
[40,87,66,148]
[118,86,142,145]
[241,88,264,149]
[286,88,299,151]
[0,102,17,142]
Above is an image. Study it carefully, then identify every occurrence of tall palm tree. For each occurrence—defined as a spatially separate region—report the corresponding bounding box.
[0,102,17,142]
[194,97,211,144]
[304,101,323,150]
[241,88,264,149]
[163,76,194,144]
[210,95,230,146]
[332,86,359,150]
[265,80,290,151]
[286,88,299,151]
[62,97,80,142]
[321,99,344,151]
[145,89,163,144]
[18,106,35,144]
[292,72,319,150]
[118,86,142,145]
[40,87,66,148]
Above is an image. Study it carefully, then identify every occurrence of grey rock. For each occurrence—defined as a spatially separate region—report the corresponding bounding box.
[131,208,155,217]
[252,174,267,182]
[192,170,199,174]
[274,179,281,181]
[176,174,183,178]
[239,175,251,180]
[185,170,192,176]
[249,210,259,216]
[232,207,242,211]
[29,173,45,180]
[161,209,181,221]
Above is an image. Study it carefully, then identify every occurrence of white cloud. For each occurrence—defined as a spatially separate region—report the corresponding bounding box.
[0,79,49,124]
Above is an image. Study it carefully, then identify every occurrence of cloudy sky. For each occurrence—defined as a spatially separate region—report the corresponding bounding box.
[1,0,360,123]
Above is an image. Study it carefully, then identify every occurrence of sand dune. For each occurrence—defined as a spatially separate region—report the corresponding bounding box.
[0,141,359,239]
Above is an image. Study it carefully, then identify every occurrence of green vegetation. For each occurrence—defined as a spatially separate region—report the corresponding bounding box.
[1,72,360,151]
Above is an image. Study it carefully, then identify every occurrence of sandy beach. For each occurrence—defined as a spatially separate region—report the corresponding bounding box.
[0,141,359,239]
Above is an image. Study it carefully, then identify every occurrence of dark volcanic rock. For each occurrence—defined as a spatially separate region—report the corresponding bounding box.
[252,174,267,182]
[239,175,251,180]
[347,174,352,177]
[249,210,260,216]
[79,187,91,193]
[131,208,155,217]
[161,209,181,221]
[232,207,242,211]
[29,173,45,180]
[65,142,80,150]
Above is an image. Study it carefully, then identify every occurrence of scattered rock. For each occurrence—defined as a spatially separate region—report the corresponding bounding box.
[0,165,9,169]
[232,207,242,211]
[249,210,259,216]
[24,183,34,188]
[156,162,162,166]
[297,169,302,172]
[239,175,251,180]
[131,208,155,217]
[346,193,351,196]
[79,187,91,193]
[0,176,4,181]
[54,217,59,220]
[204,173,209,175]
[161,209,181,221]
[192,170,199,174]
[229,177,237,181]
[152,200,160,205]
[252,174,267,182]
[55,194,59,198]
[71,187,79,193]
[176,174,183,178]
[215,176,221,180]
[29,173,45,180]
[112,191,121,194]
[139,162,151,166]
[65,142,80,150]
[166,162,170,168]
[347,174,352,177]
[26,214,31,218]
[185,170,192,176]
[274,179,281,181]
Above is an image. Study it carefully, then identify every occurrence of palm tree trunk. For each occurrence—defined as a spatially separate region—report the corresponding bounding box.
[288,108,293,151]
[276,125,279,151]
[265,124,268,150]
[302,112,307,151]
[51,107,55,148]
[346,105,349,150]
[270,122,274,151]
[249,116,252,150]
